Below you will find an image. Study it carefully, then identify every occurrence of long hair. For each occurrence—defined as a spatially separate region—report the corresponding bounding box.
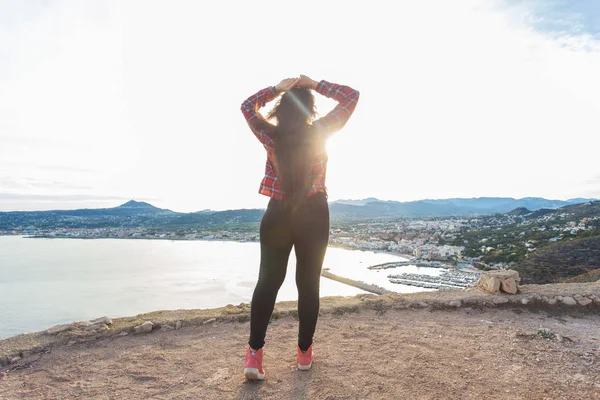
[266,88,323,201]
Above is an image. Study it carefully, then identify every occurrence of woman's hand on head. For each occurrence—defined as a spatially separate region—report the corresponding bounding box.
[275,77,300,93]
[298,75,318,90]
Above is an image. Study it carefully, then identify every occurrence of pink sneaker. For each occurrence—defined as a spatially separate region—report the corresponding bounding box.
[297,345,314,371]
[244,347,265,380]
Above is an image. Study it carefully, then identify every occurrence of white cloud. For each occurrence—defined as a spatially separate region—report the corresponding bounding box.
[0,0,598,211]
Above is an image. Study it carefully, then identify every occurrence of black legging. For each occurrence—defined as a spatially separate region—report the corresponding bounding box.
[249,192,330,352]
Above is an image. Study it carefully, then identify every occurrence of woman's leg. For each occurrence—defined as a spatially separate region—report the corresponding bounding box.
[293,194,330,352]
[248,200,293,350]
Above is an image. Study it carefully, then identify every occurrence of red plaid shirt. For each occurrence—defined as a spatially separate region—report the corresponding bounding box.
[241,80,359,200]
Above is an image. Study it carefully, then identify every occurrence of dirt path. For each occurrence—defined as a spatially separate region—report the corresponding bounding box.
[1,307,599,400]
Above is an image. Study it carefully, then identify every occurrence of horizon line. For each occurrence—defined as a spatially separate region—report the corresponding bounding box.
[0,196,597,214]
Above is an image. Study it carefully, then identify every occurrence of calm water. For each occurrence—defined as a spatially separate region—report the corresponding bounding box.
[0,236,437,339]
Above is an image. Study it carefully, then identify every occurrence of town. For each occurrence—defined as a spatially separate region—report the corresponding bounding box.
[2,200,598,288]
[2,207,598,269]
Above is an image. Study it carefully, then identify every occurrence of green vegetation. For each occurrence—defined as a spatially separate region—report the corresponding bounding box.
[563,268,600,283]
[513,236,600,284]
[448,201,600,283]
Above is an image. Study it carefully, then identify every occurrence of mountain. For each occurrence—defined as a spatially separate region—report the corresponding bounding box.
[566,198,597,204]
[331,197,381,206]
[1,197,597,231]
[116,200,167,212]
[0,200,176,230]
[167,209,265,226]
[507,207,531,216]
[524,200,600,220]
[328,197,596,218]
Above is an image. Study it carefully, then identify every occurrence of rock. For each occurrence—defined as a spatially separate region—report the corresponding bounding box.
[204,318,217,325]
[117,331,129,337]
[577,297,592,306]
[521,297,530,305]
[74,321,92,328]
[67,340,77,346]
[84,322,108,332]
[359,294,378,301]
[555,334,563,342]
[477,270,520,294]
[448,300,462,308]
[175,321,182,330]
[45,323,73,335]
[561,296,577,306]
[593,298,600,305]
[588,294,597,300]
[508,296,522,304]
[462,297,478,305]
[160,324,174,331]
[573,294,583,301]
[501,278,518,294]
[204,367,230,386]
[90,317,112,325]
[11,356,21,363]
[547,298,557,305]
[541,296,549,302]
[477,274,501,294]
[134,321,153,334]
[556,296,564,301]
[20,351,32,359]
[493,297,509,304]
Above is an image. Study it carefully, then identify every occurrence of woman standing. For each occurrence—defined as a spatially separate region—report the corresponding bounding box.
[240,75,359,380]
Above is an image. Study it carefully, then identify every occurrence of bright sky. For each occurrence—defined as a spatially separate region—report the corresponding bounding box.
[1,0,599,212]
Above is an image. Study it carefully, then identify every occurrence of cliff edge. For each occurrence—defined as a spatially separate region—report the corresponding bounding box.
[1,283,599,399]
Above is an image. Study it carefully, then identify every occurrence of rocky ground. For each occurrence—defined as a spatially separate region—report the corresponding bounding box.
[1,283,599,399]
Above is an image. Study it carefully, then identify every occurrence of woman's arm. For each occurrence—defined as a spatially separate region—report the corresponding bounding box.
[301,75,360,136]
[241,78,300,148]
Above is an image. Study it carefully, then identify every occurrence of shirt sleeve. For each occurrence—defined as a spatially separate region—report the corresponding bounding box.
[313,80,360,136]
[241,86,279,149]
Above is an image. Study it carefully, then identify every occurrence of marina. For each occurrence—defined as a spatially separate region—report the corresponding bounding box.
[388,269,480,290]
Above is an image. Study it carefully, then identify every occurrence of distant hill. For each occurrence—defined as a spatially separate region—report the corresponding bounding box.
[0,200,176,230]
[524,200,600,220]
[167,209,265,226]
[329,197,596,218]
[331,197,381,206]
[507,207,531,216]
[2,200,172,217]
[116,200,170,212]
[1,197,597,230]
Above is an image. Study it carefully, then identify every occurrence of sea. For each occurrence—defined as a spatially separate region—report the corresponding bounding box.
[0,236,441,339]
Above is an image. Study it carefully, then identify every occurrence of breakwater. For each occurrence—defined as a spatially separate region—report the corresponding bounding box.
[321,270,392,295]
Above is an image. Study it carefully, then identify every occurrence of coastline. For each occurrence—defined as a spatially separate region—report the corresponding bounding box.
[0,235,411,339]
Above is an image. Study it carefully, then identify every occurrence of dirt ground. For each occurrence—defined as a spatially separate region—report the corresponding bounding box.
[1,307,599,400]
